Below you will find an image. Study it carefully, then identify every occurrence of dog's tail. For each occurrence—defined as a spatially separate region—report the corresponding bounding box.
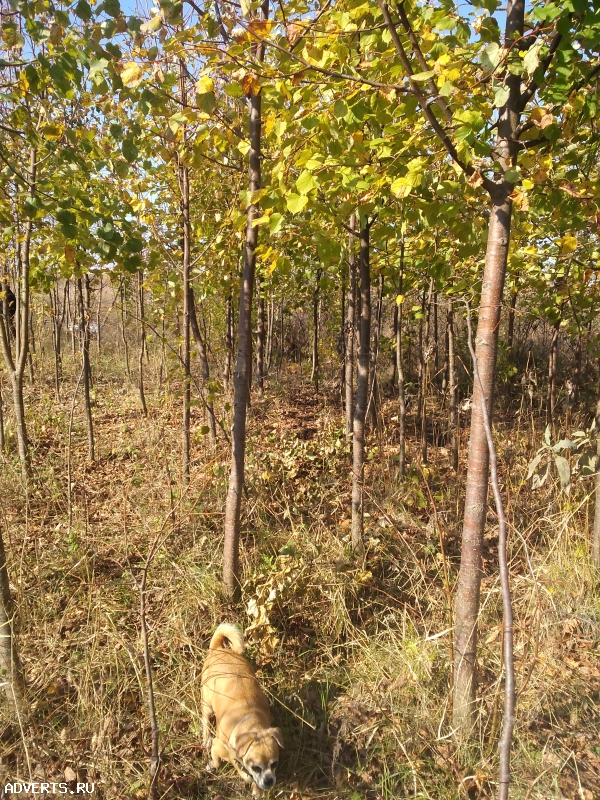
[209,623,245,654]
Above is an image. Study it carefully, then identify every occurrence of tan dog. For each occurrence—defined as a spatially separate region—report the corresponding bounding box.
[201,623,283,796]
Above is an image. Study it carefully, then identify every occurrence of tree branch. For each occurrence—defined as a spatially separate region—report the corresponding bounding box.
[395,0,452,123]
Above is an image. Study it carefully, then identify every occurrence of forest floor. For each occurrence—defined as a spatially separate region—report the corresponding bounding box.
[0,353,599,800]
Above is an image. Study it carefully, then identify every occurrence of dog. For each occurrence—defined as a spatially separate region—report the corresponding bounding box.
[201,623,283,796]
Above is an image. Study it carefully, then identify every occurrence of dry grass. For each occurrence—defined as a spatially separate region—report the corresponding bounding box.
[0,346,599,800]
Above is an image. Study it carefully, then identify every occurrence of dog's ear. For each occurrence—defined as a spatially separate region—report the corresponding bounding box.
[232,730,255,757]
[268,727,284,748]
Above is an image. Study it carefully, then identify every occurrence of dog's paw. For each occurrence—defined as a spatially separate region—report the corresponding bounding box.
[251,785,263,798]
[205,760,216,774]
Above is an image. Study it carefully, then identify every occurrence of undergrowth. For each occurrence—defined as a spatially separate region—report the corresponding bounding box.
[0,351,599,800]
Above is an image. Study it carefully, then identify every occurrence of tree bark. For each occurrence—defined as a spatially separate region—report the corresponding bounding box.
[594,397,600,567]
[420,278,434,464]
[345,215,356,437]
[223,287,233,388]
[351,217,372,555]
[547,319,560,426]
[368,273,384,430]
[189,289,217,447]
[507,288,517,358]
[138,271,148,417]
[0,525,25,709]
[223,2,268,597]
[77,276,95,461]
[256,275,265,397]
[310,270,321,394]
[0,150,36,482]
[448,301,459,472]
[397,236,406,479]
[179,58,192,485]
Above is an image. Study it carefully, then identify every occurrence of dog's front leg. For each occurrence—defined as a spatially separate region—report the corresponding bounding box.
[201,702,213,750]
[251,783,264,798]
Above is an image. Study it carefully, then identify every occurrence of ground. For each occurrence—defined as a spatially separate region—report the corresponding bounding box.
[0,351,599,800]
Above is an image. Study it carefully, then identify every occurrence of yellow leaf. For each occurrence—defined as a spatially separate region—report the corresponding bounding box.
[242,73,261,97]
[396,294,405,305]
[196,75,214,94]
[561,234,577,254]
[140,13,162,33]
[64,245,75,263]
[121,62,143,88]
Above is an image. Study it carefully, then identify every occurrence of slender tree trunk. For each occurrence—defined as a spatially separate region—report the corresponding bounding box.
[96,274,103,356]
[0,150,36,482]
[594,397,600,567]
[397,237,406,479]
[452,0,525,739]
[452,192,513,732]
[120,281,131,380]
[223,2,268,597]
[224,288,233,388]
[368,273,384,430]
[266,296,274,373]
[179,59,192,485]
[507,289,517,359]
[0,380,4,452]
[310,270,321,394]
[547,319,560,425]
[77,276,95,461]
[256,276,265,397]
[0,525,25,709]
[345,215,356,437]
[189,289,217,446]
[573,332,582,404]
[351,218,372,555]
[448,301,459,472]
[138,271,148,417]
[420,279,434,464]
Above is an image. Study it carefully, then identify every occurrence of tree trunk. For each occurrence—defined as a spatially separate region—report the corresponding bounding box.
[452,192,513,733]
[223,288,233,388]
[189,289,217,447]
[0,525,25,709]
[310,270,320,394]
[77,276,95,461]
[351,218,372,555]
[368,273,384,430]
[448,301,459,472]
[547,319,560,425]
[507,288,517,359]
[256,275,265,397]
[345,215,356,437]
[138,271,148,417]
[223,3,268,597]
[420,278,434,464]
[0,380,4,452]
[0,149,36,482]
[452,0,525,738]
[120,280,131,381]
[397,237,406,479]
[594,397,600,567]
[266,296,274,373]
[179,59,192,485]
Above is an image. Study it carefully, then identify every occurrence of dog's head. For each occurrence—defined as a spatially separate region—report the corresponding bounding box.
[234,727,284,791]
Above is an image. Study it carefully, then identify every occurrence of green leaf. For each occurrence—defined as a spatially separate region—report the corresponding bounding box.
[493,85,509,108]
[122,138,138,163]
[333,99,348,119]
[481,42,501,73]
[554,455,571,493]
[296,169,317,195]
[74,0,93,20]
[286,193,308,214]
[269,213,283,234]
[410,70,435,82]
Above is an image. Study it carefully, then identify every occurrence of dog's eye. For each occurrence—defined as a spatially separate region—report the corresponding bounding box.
[270,761,278,769]
[251,766,262,774]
